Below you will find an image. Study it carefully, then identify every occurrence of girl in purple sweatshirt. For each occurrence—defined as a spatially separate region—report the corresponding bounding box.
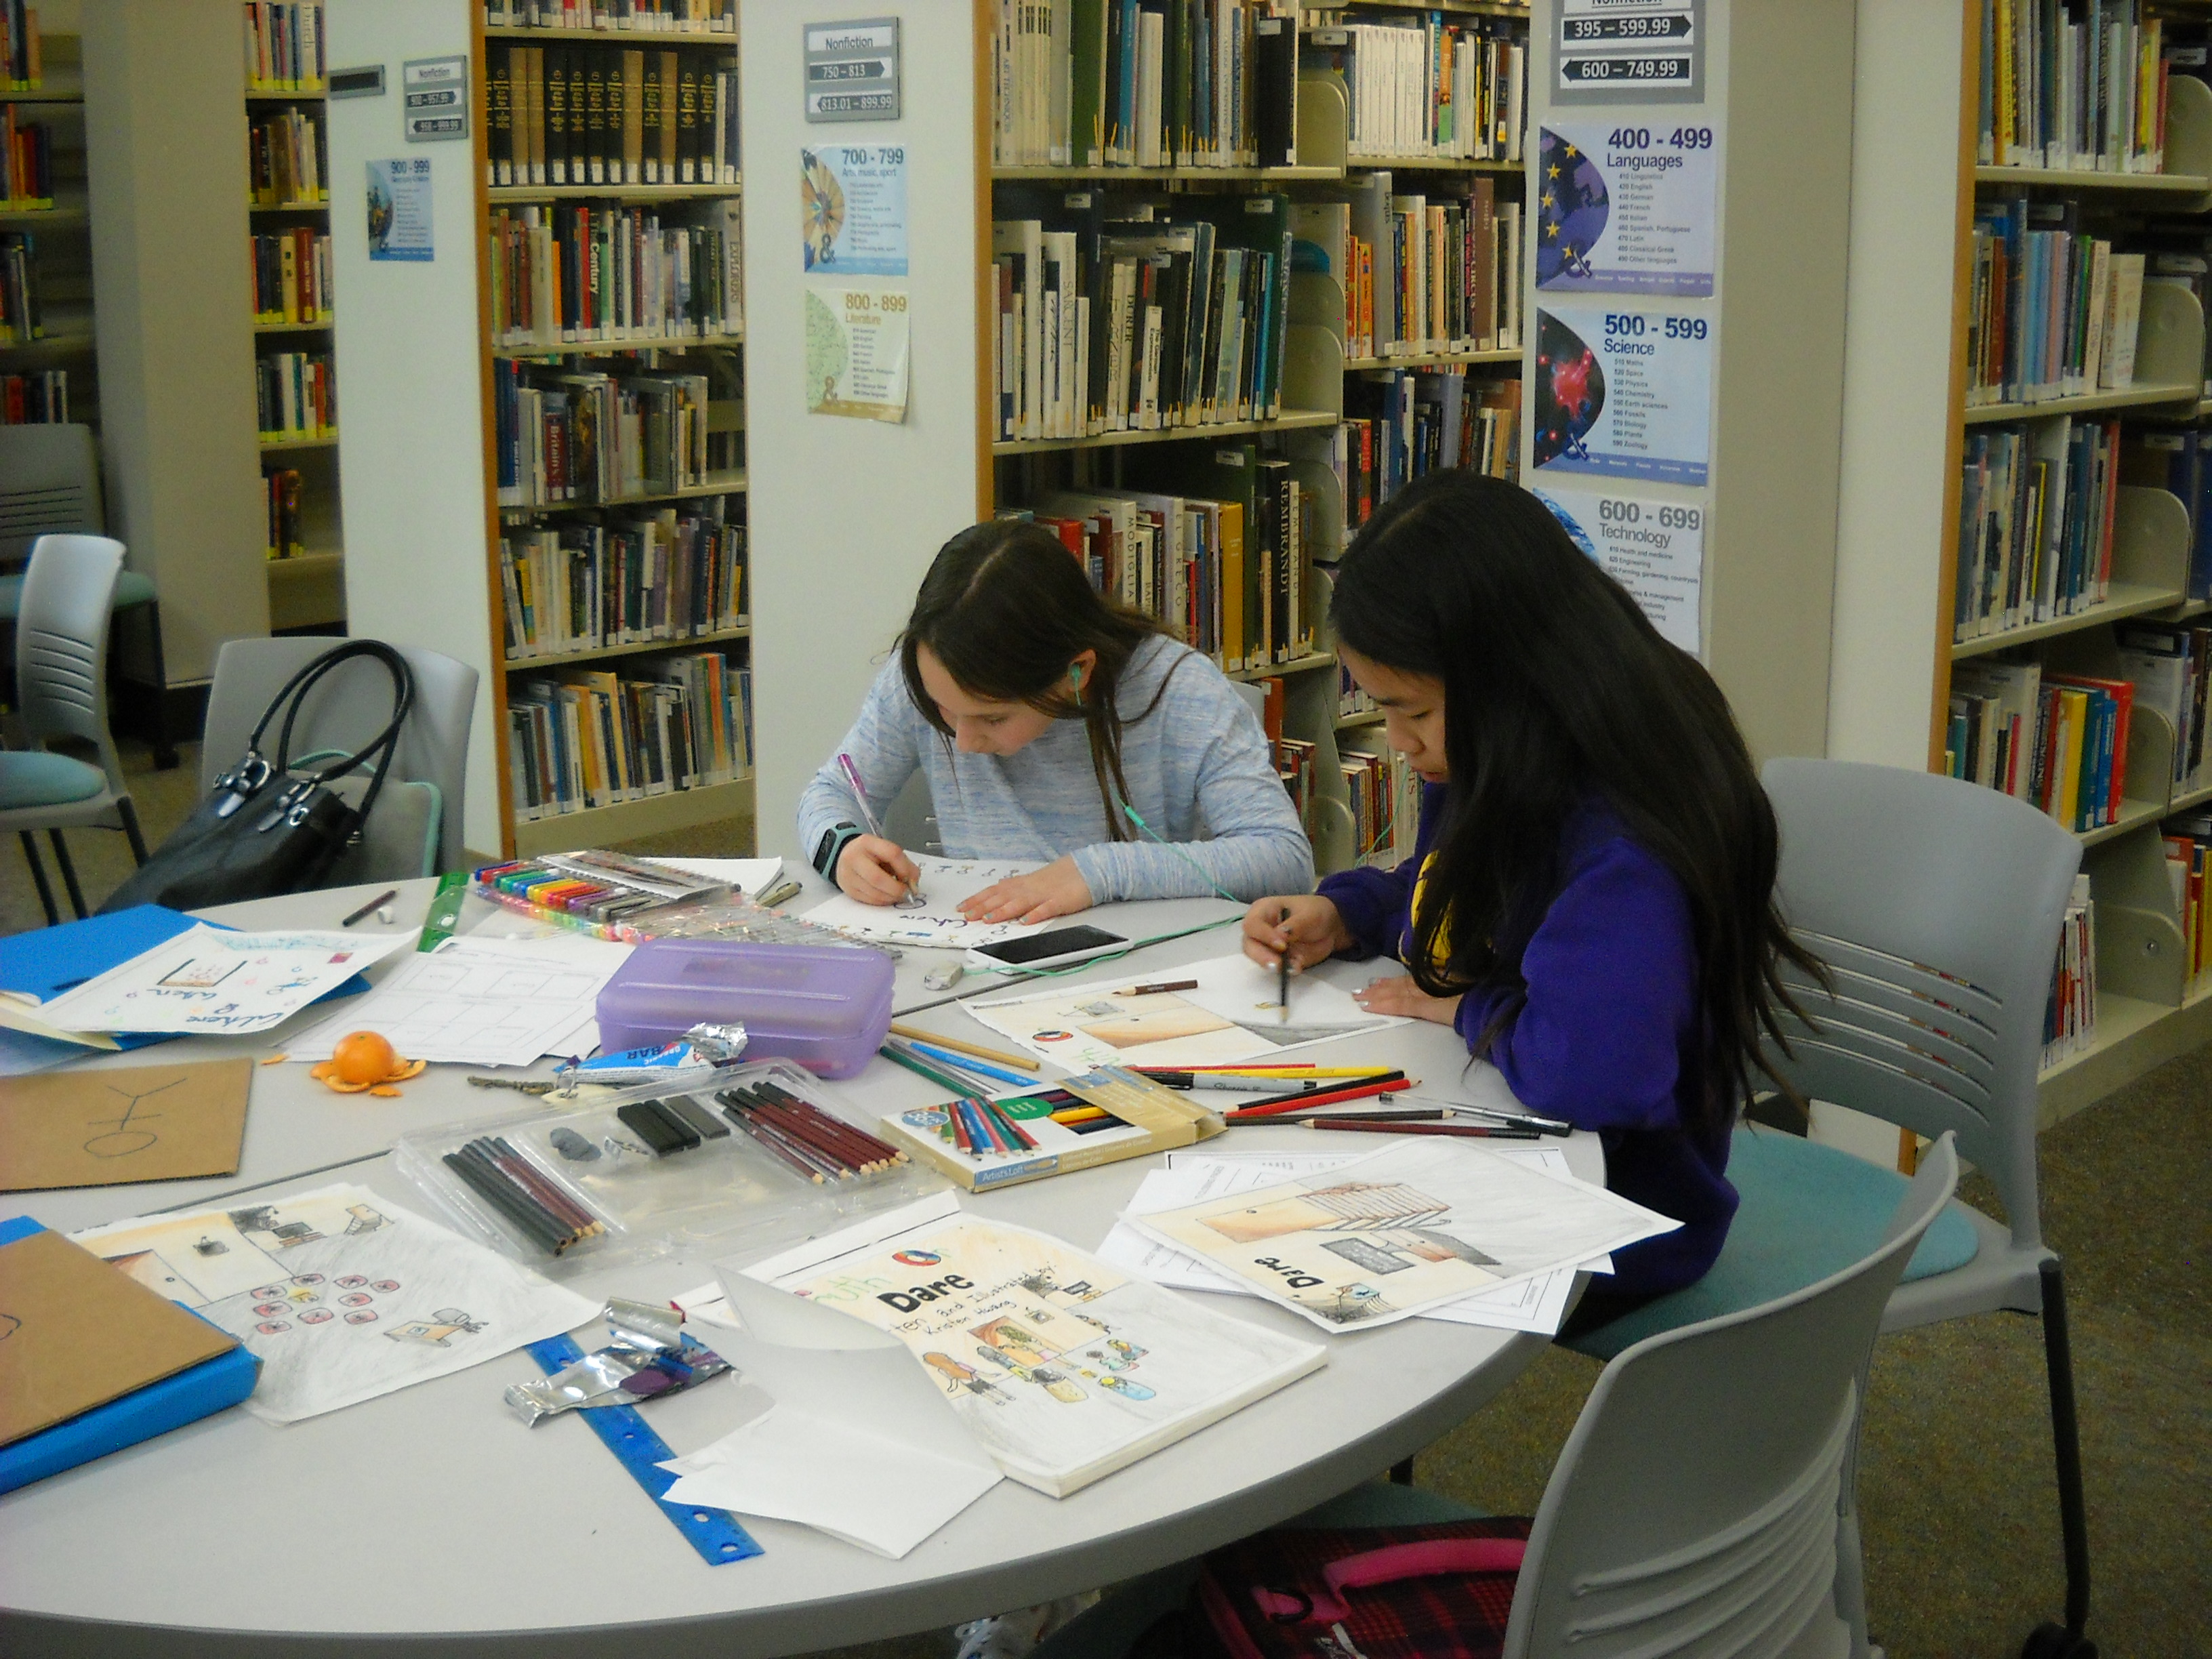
[1244,472,1819,1323]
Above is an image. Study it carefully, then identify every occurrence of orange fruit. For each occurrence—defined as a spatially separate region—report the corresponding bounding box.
[331,1030,399,1086]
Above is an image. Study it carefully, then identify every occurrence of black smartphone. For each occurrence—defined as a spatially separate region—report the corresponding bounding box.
[967,924,1129,968]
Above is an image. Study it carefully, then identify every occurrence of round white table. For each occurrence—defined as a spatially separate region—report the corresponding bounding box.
[1,890,1599,1656]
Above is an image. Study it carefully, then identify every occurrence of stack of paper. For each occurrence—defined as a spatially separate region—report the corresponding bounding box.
[26,926,411,1041]
[284,935,630,1067]
[800,855,1051,949]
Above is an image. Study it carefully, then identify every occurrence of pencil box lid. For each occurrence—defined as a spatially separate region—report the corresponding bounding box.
[596,939,894,1080]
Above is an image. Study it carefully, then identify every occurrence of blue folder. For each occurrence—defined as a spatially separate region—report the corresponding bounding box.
[0,1216,261,1495]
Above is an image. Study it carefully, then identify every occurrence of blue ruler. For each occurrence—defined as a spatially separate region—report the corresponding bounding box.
[526,1334,764,1567]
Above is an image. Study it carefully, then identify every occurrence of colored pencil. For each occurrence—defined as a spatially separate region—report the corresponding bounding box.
[1159,1064,1403,1078]
[445,1147,575,1252]
[1227,1078,1415,1117]
[1304,1120,1542,1141]
[887,1023,1038,1070]
[750,1080,905,1168]
[723,1109,830,1182]
[904,1039,1037,1088]
[983,1097,1040,1150]
[1143,1073,1330,1094]
[1254,1109,1446,1125]
[880,1041,979,1095]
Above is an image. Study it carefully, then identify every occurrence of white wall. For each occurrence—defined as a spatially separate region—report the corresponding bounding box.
[1828,0,1967,769]
[743,2,983,859]
[324,0,501,855]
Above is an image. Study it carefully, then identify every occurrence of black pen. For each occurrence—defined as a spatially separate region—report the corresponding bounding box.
[1277,905,1292,1012]
[341,887,400,928]
[1409,1097,1574,1136]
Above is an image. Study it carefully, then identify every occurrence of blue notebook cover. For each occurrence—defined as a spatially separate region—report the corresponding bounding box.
[0,1216,261,1495]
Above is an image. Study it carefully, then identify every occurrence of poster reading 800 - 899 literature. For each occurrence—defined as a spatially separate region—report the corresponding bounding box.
[1532,300,1712,487]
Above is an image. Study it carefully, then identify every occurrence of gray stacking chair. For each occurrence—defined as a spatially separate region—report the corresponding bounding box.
[1030,1138,1961,1659]
[1563,760,2092,1659]
[0,535,148,920]
[200,638,478,880]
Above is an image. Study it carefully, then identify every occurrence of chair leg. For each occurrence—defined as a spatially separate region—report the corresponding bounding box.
[18,832,59,926]
[1388,1458,1415,1486]
[140,600,180,771]
[117,796,149,865]
[47,829,87,918]
[2044,1258,2093,1637]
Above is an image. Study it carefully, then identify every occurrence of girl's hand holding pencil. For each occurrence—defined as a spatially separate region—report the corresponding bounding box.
[836,834,923,907]
[1242,895,1353,974]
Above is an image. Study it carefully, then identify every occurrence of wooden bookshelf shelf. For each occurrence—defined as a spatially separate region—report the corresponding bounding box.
[266,550,345,632]
[1343,0,1527,15]
[249,198,331,213]
[1950,580,2190,659]
[1973,164,2211,192]
[246,89,325,102]
[258,432,339,453]
[483,24,738,43]
[487,182,740,203]
[991,408,1339,457]
[255,318,334,334]
[2167,779,2212,816]
[503,624,751,673]
[2078,794,2169,847]
[0,327,94,356]
[1347,155,1520,174]
[1963,381,2199,423]
[0,202,84,224]
[1345,347,1519,370]
[511,775,756,859]
[1228,651,1336,684]
[991,164,1345,184]
[498,470,749,518]
[491,329,743,359]
[1336,709,1385,731]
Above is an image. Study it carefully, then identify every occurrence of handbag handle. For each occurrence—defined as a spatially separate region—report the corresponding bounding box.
[245,641,416,828]
[1322,1538,1528,1597]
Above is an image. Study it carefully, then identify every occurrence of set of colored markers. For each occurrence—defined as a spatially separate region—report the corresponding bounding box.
[441,1135,609,1255]
[714,1080,907,1182]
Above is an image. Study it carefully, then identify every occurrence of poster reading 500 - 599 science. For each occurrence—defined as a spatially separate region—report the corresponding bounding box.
[1532,301,1712,488]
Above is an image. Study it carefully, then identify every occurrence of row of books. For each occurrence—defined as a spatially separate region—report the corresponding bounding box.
[509,652,754,821]
[1965,199,2146,407]
[1338,662,1376,722]
[248,108,326,208]
[1293,186,1521,361]
[250,228,331,326]
[244,1,323,94]
[255,351,334,442]
[1954,417,2121,641]
[0,367,64,424]
[497,509,745,660]
[1,108,51,208]
[990,0,1299,170]
[481,1,736,30]
[1976,0,2169,173]
[3,1,41,91]
[262,468,308,560]
[1303,16,1528,164]
[0,230,41,344]
[2164,817,2212,987]
[1012,453,1317,672]
[991,192,1293,441]
[1340,745,1416,864]
[2041,874,2096,1070]
[492,361,714,507]
[2118,426,2212,600]
[1342,371,1523,531]
[2116,621,2212,794]
[486,45,737,190]
[1946,657,2135,832]
[488,202,741,347]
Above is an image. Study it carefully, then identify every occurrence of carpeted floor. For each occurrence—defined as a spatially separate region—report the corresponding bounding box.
[6,742,2202,1655]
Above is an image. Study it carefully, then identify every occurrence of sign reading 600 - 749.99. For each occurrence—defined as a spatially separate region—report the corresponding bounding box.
[1532,302,1713,487]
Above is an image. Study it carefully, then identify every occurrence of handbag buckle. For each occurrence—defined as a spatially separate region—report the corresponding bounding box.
[214,752,274,819]
[256,779,315,834]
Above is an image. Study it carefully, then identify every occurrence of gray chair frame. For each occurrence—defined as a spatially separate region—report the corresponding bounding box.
[1761,758,2091,1659]
[200,638,479,878]
[1,535,148,919]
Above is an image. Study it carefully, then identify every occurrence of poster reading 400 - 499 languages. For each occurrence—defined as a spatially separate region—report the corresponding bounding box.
[1536,118,1716,296]
[1532,302,1712,487]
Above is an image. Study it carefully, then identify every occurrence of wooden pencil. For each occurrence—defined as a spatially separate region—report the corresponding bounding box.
[886,1023,1038,1071]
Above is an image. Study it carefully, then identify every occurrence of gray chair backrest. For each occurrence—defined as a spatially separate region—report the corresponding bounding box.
[0,424,104,569]
[16,535,127,792]
[1759,758,2080,1255]
[1502,1136,1961,1659]
[201,638,478,875]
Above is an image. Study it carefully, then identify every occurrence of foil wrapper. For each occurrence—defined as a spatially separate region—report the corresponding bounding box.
[506,1296,732,1427]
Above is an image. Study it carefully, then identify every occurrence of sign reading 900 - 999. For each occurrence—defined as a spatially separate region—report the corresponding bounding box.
[1536,119,1716,296]
[1532,302,1712,487]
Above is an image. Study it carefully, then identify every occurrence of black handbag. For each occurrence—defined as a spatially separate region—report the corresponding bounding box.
[100,641,416,914]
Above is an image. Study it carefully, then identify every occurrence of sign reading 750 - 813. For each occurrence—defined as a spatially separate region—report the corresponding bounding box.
[1536,117,1717,298]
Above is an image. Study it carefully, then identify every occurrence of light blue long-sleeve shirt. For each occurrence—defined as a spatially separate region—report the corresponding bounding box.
[797,636,1315,903]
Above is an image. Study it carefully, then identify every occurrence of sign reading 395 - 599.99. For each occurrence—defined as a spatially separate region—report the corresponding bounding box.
[1556,0,1702,103]
[1532,302,1713,487]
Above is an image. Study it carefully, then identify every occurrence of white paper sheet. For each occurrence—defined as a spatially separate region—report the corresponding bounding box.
[651,857,785,894]
[282,935,630,1067]
[657,1275,1002,1558]
[72,1185,597,1423]
[1104,1150,1588,1334]
[1126,1138,1679,1333]
[967,953,1410,1070]
[34,927,411,1036]
[800,855,1052,949]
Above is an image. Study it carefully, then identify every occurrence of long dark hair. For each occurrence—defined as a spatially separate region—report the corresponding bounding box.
[899,520,1183,837]
[1330,471,1818,1136]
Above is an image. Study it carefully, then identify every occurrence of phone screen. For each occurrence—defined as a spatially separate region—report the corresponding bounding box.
[972,925,1127,965]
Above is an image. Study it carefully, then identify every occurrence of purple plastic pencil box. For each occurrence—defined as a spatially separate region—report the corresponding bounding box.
[594,939,894,1079]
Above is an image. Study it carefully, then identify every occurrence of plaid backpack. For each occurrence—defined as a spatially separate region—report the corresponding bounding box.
[1194,1518,1534,1659]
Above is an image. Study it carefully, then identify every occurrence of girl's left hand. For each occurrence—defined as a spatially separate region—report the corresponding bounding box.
[960,856,1095,925]
[1354,974,1463,1027]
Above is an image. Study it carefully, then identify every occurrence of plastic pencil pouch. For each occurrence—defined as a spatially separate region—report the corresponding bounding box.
[390,1063,946,1275]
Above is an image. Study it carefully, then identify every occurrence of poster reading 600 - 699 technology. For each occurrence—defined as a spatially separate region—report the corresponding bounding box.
[1532,301,1712,487]
[1535,485,1704,653]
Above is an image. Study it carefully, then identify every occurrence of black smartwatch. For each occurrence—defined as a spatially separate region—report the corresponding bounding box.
[813,821,863,882]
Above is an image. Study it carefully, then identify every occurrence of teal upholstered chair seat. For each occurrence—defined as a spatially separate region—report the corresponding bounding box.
[0,567,156,619]
[0,750,108,811]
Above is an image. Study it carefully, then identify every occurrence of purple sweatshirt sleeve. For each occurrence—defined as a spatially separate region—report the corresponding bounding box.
[1456,834,1698,1134]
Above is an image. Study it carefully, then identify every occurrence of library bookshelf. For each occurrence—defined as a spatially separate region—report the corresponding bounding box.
[1,34,91,433]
